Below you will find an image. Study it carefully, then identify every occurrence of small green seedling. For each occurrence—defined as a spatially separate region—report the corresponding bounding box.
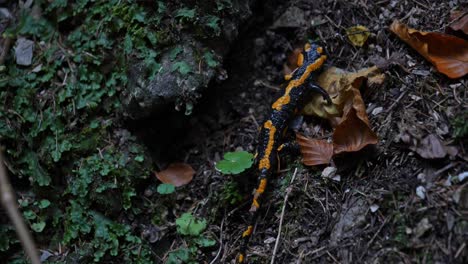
[176,213,206,236]
[215,151,254,174]
[157,183,175,195]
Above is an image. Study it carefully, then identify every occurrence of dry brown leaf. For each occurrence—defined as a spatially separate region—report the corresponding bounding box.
[155,163,195,187]
[448,11,468,36]
[296,133,334,166]
[390,20,468,79]
[303,66,383,121]
[299,66,381,164]
[333,108,378,154]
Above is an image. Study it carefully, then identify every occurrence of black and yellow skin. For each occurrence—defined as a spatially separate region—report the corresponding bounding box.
[237,43,331,263]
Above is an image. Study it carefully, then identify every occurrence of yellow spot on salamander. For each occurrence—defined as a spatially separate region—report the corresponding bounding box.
[272,94,290,110]
[317,46,323,54]
[304,43,311,51]
[257,179,267,194]
[251,199,260,209]
[259,121,276,170]
[242,226,253,237]
[297,53,304,66]
[238,254,245,263]
[272,55,327,111]
[284,74,292,81]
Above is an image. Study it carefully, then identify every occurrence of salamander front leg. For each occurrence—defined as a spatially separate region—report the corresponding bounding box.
[308,83,332,104]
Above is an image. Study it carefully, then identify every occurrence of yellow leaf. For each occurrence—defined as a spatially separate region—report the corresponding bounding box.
[346,25,370,47]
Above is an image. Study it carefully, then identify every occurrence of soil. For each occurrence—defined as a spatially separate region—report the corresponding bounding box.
[139,0,467,263]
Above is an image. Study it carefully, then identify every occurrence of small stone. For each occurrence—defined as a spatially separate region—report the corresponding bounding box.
[410,94,422,101]
[405,227,412,234]
[32,64,42,72]
[14,38,34,66]
[416,186,426,199]
[370,204,379,212]
[372,106,383,116]
[458,171,468,182]
[332,175,341,182]
[414,218,432,238]
[322,166,337,179]
[417,173,426,183]
[264,237,276,244]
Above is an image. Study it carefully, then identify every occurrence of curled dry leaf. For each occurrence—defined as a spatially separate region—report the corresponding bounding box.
[297,66,381,165]
[390,20,468,79]
[155,163,195,187]
[296,133,333,166]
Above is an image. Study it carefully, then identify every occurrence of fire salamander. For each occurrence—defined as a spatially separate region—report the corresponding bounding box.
[238,42,331,263]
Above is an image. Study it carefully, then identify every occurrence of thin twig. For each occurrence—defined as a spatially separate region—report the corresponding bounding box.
[209,213,225,264]
[0,150,41,264]
[271,168,298,264]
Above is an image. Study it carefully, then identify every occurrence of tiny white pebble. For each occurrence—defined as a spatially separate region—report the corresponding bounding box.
[416,186,426,199]
[370,204,379,212]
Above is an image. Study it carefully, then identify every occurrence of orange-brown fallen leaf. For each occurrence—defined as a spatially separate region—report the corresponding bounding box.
[390,20,468,79]
[155,163,195,187]
[296,134,334,166]
[448,11,468,36]
[297,66,381,165]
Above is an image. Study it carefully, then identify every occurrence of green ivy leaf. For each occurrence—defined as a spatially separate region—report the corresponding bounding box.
[215,151,254,174]
[167,248,190,264]
[169,46,183,61]
[204,51,219,68]
[176,213,206,236]
[31,221,46,232]
[23,210,36,220]
[175,8,196,19]
[38,199,51,209]
[171,61,191,75]
[157,183,175,195]
[205,15,220,35]
[134,155,144,162]
[195,237,216,247]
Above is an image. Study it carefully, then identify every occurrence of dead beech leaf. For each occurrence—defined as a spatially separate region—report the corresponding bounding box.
[303,66,384,121]
[155,163,195,187]
[390,20,468,79]
[299,66,381,164]
[333,108,378,154]
[448,11,468,36]
[296,133,334,166]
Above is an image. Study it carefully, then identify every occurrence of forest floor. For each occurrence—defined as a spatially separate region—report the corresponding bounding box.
[162,1,468,263]
[1,1,467,264]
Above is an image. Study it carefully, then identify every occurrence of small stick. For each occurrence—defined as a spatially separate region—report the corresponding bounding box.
[209,214,225,264]
[0,150,41,264]
[271,168,298,264]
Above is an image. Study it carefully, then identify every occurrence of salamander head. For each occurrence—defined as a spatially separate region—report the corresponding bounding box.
[297,42,325,68]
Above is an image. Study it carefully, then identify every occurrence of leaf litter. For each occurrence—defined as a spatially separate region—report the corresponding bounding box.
[298,66,384,165]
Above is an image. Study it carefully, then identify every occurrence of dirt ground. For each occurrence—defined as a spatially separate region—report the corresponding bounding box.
[147,0,467,263]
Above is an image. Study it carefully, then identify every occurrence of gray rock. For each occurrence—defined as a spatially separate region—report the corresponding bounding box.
[121,0,256,119]
[121,39,216,119]
[271,6,307,29]
[14,38,34,66]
